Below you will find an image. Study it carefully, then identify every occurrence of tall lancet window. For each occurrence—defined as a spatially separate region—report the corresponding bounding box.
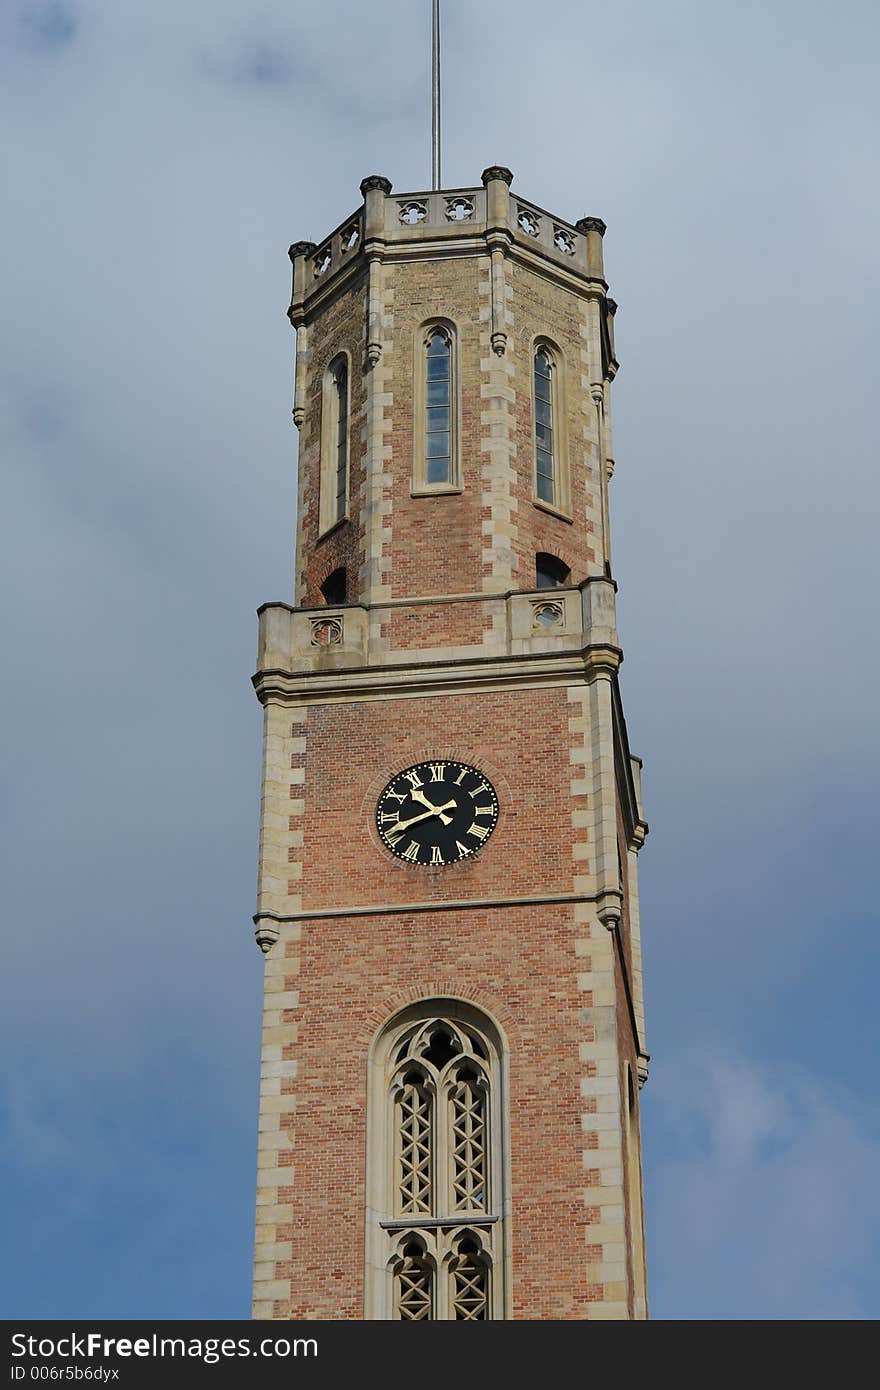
[426,329,451,483]
[366,1002,509,1320]
[320,354,349,534]
[413,322,459,493]
[333,357,348,522]
[534,346,556,504]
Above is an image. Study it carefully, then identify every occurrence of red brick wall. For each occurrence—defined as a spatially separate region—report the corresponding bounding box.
[294,253,602,609]
[283,903,597,1319]
[272,234,640,1322]
[297,275,367,606]
[296,689,573,913]
[274,685,606,1319]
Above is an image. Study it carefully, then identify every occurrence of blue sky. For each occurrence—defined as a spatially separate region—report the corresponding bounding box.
[1,0,878,1320]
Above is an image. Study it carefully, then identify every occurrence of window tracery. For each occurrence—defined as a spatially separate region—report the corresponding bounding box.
[367,1004,508,1320]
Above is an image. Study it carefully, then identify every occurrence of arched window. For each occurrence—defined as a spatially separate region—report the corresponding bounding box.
[413,323,460,493]
[320,567,347,605]
[394,1237,434,1320]
[535,552,570,588]
[532,341,570,515]
[534,347,555,503]
[320,355,349,533]
[366,1002,508,1319]
[426,329,452,484]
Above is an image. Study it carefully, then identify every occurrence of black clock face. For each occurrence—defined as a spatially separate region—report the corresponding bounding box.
[376,760,499,866]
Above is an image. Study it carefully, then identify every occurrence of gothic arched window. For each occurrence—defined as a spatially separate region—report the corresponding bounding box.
[320,354,349,533]
[413,322,460,493]
[534,346,556,504]
[532,340,571,515]
[366,1002,508,1319]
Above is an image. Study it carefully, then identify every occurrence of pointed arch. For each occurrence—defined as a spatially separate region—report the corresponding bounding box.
[366,999,510,1319]
[412,319,462,494]
[531,337,571,517]
[319,352,350,534]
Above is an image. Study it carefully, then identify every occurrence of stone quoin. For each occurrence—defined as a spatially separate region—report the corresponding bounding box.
[251,167,650,1320]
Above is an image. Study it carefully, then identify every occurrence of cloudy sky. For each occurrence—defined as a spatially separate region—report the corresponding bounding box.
[2,0,878,1320]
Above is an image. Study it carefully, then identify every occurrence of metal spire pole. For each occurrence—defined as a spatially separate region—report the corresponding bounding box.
[432,0,441,189]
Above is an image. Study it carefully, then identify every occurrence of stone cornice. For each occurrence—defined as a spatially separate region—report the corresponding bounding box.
[504,238,609,298]
[256,888,609,927]
[290,236,609,323]
[289,175,612,319]
[257,576,616,617]
[252,644,623,708]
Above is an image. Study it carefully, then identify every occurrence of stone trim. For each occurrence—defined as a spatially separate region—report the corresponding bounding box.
[254,702,304,947]
[251,696,306,1308]
[254,889,609,927]
[479,254,518,595]
[530,333,572,518]
[411,317,462,494]
[254,644,622,708]
[360,268,394,608]
[252,916,301,1319]
[567,682,629,1318]
[577,300,606,577]
[260,577,613,614]
[364,1000,511,1320]
[360,174,393,196]
[481,165,514,187]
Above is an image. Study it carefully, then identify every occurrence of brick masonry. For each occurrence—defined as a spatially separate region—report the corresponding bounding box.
[254,175,648,1320]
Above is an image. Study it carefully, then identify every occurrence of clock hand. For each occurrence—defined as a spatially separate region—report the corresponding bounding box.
[386,799,457,838]
[408,786,450,813]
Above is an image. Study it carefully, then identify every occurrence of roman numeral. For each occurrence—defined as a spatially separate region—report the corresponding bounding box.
[380,811,400,826]
[453,767,468,785]
[469,781,490,798]
[455,840,472,857]
[400,840,421,862]
[403,770,424,790]
[430,845,444,865]
[473,805,494,817]
[384,789,406,805]
[468,822,491,841]
[428,762,446,782]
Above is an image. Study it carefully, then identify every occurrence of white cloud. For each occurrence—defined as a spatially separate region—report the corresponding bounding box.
[646,1050,880,1318]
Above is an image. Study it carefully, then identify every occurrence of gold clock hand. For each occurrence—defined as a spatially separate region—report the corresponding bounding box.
[408,787,432,811]
[386,800,457,838]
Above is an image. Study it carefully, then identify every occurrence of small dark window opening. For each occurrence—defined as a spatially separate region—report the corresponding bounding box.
[535,553,570,589]
[423,1026,459,1070]
[321,567,347,605]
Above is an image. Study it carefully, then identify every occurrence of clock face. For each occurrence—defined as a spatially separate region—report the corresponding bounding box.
[376,760,499,866]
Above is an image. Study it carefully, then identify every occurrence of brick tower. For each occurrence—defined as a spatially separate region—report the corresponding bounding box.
[251,167,650,1320]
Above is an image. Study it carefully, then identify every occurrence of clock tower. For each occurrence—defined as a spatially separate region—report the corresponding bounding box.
[251,167,650,1320]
